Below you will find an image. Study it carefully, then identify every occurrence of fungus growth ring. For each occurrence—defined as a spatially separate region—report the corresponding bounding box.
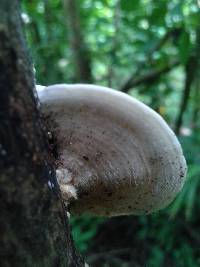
[37,84,187,217]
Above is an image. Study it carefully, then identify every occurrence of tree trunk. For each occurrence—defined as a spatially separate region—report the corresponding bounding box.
[107,0,121,88]
[63,0,92,83]
[0,1,84,266]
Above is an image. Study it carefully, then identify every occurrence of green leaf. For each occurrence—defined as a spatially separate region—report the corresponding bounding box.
[178,31,191,64]
[120,0,140,12]
[149,2,167,25]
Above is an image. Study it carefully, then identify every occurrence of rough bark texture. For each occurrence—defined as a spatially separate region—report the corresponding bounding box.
[0,1,84,266]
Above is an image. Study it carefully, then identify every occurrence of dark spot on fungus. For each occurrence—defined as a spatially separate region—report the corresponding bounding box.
[83,155,89,161]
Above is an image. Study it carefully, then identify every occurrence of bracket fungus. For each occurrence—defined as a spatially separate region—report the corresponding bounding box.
[37,84,187,217]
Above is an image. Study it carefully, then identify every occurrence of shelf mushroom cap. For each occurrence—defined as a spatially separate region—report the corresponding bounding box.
[37,84,187,217]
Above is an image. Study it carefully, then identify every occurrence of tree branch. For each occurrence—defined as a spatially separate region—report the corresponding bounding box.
[120,28,181,93]
[120,59,180,93]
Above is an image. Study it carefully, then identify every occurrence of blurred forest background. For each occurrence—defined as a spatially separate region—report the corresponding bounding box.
[22,0,200,266]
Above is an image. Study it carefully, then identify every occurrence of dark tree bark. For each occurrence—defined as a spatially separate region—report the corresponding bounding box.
[0,1,84,266]
[63,0,92,83]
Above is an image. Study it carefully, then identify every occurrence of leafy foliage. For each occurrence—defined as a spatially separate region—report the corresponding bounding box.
[70,216,104,253]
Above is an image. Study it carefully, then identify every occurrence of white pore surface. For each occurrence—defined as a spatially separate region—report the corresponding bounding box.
[37,84,187,216]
